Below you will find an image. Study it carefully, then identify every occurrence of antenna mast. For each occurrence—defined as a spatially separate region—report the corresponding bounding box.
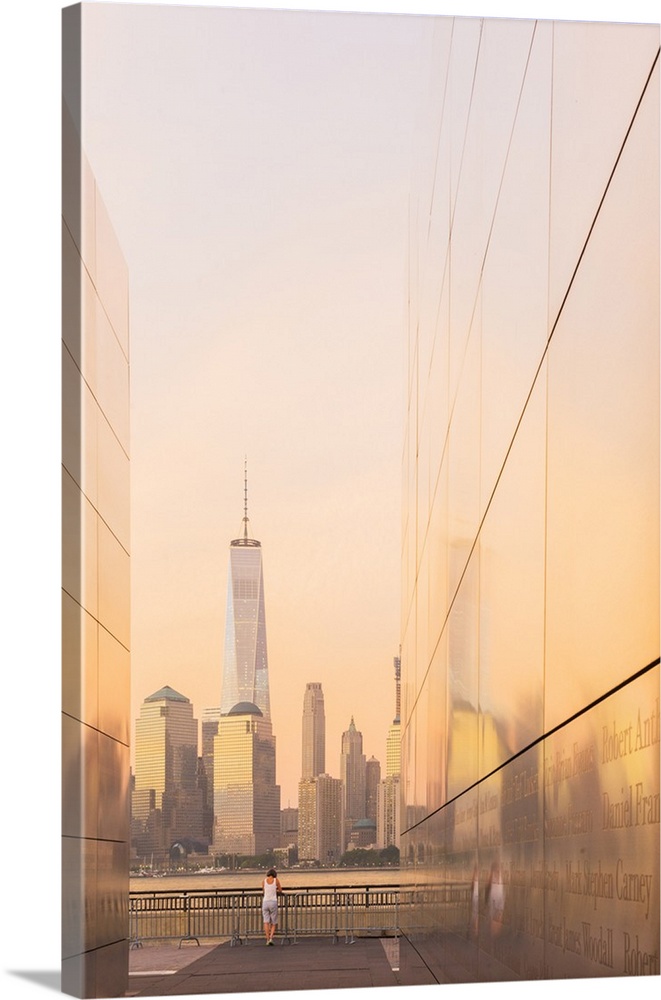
[243,456,249,540]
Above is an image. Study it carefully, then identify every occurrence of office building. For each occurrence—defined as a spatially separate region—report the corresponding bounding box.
[399,15,660,983]
[378,653,402,849]
[280,806,299,848]
[340,717,366,849]
[212,702,280,855]
[220,467,271,718]
[201,707,222,841]
[365,756,381,824]
[298,774,344,865]
[132,686,204,857]
[214,480,281,855]
[386,652,402,778]
[376,775,400,850]
[301,682,325,778]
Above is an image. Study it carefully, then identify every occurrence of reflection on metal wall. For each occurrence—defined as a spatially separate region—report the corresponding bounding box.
[62,8,131,996]
[400,15,660,983]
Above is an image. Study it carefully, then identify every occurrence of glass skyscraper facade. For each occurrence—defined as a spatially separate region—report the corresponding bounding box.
[212,703,280,855]
[220,501,270,719]
[62,7,131,992]
[215,489,280,854]
[131,686,204,859]
[399,14,659,984]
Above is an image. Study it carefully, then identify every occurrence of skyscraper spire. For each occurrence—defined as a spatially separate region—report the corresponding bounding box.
[243,455,249,540]
[232,458,259,548]
[393,648,401,725]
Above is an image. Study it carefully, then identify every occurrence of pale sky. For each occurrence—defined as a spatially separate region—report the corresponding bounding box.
[72,0,661,810]
[77,1,429,806]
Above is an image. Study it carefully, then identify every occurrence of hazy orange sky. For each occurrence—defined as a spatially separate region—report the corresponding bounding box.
[77,1,432,806]
[71,0,661,811]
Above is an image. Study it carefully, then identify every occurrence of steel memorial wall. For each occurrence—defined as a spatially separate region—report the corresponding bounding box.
[399,15,659,983]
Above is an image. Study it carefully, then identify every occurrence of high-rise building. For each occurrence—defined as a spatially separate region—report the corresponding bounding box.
[201,707,222,841]
[378,653,402,849]
[212,702,280,855]
[376,775,400,850]
[132,686,204,857]
[214,476,280,855]
[220,467,270,718]
[279,807,299,848]
[365,756,381,823]
[301,682,325,778]
[316,775,344,866]
[297,775,344,865]
[340,716,366,848]
[297,778,316,861]
[386,652,402,777]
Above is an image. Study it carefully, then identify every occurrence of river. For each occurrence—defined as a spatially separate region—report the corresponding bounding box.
[130,867,404,893]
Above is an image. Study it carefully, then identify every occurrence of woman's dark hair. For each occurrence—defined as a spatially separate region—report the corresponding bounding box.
[267,868,277,877]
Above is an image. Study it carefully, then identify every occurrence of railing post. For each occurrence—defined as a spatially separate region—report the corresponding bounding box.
[129,897,142,949]
[179,891,200,948]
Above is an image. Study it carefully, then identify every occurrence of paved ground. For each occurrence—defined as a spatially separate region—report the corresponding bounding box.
[127,935,437,996]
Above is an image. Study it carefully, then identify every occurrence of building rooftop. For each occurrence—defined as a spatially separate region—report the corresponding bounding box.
[145,685,189,704]
[226,701,263,716]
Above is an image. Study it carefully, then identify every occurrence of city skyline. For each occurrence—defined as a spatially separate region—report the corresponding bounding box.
[75,2,420,809]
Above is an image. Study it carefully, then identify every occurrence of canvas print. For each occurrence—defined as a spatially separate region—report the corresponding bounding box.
[62,2,660,998]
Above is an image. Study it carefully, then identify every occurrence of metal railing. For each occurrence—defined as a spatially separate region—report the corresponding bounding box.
[129,884,408,948]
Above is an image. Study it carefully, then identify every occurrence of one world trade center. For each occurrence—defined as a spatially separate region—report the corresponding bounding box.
[220,467,271,718]
[214,467,279,854]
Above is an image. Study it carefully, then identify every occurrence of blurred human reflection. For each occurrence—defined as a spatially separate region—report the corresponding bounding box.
[485,859,505,941]
[468,865,479,939]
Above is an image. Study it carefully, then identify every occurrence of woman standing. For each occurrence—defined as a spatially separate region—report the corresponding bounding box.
[261,868,282,944]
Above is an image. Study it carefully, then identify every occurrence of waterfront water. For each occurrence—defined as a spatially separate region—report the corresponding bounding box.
[130,867,403,893]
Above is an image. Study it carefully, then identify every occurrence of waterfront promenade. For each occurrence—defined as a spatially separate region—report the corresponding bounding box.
[127,935,437,996]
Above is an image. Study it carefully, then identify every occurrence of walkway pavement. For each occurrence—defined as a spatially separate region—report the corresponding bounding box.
[127,935,437,996]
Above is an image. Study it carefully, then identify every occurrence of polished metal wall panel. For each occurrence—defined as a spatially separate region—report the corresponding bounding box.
[98,626,130,746]
[479,24,551,512]
[426,637,448,815]
[544,668,660,978]
[62,712,99,841]
[97,520,130,650]
[478,380,546,767]
[62,469,99,622]
[96,839,130,947]
[98,735,130,843]
[62,836,97,957]
[545,55,660,731]
[548,21,661,321]
[447,327,481,565]
[401,14,659,985]
[97,414,130,552]
[89,296,130,452]
[445,553,480,799]
[94,191,130,357]
[62,15,130,992]
[62,591,99,730]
